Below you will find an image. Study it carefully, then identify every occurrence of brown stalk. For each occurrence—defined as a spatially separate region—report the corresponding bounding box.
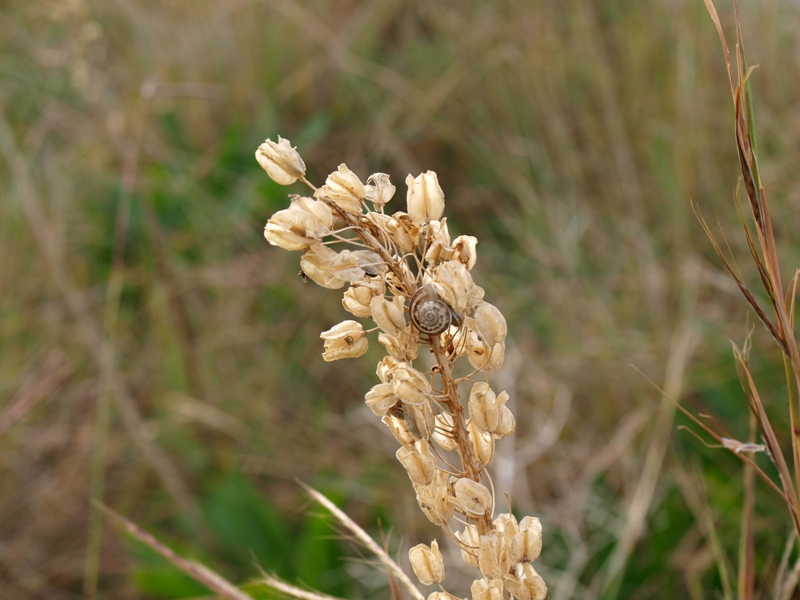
[431,337,492,536]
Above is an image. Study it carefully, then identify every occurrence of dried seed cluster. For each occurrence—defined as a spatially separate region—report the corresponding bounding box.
[258,137,547,600]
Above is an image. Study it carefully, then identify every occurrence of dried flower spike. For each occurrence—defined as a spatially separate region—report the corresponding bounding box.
[258,136,547,599]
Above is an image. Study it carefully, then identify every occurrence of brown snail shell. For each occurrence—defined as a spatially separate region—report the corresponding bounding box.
[410,284,455,336]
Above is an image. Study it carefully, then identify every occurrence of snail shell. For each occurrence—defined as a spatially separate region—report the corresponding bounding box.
[410,284,453,336]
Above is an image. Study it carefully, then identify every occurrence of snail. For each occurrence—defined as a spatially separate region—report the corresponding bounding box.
[409,284,462,336]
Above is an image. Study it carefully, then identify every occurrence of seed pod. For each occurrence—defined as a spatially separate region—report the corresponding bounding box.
[455,524,480,568]
[376,356,400,384]
[378,327,419,362]
[370,295,406,333]
[319,321,368,361]
[494,512,520,547]
[479,530,511,580]
[510,516,543,564]
[432,261,473,312]
[495,403,516,439]
[469,382,500,434]
[343,278,384,318]
[255,137,306,185]
[504,564,547,600]
[473,302,507,347]
[404,402,435,440]
[415,469,453,526]
[314,163,365,215]
[408,539,444,585]
[365,172,396,208]
[382,414,416,446]
[468,419,495,468]
[406,171,445,225]
[470,578,504,600]
[451,235,478,270]
[452,477,492,518]
[392,364,431,406]
[397,442,437,486]
[386,211,419,254]
[364,383,397,416]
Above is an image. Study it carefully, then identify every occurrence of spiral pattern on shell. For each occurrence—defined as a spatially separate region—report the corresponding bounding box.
[410,284,452,336]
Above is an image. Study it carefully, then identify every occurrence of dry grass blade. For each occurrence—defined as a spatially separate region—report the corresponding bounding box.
[703,0,734,96]
[98,504,253,600]
[299,483,425,600]
[692,202,785,352]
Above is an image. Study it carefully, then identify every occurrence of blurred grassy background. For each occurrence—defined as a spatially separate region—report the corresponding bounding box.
[2,0,800,598]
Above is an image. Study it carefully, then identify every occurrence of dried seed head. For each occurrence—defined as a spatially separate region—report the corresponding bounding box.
[342,278,384,318]
[479,530,512,580]
[255,137,306,185]
[300,244,352,289]
[456,524,480,568]
[468,419,495,468]
[452,477,492,518]
[264,196,331,251]
[495,403,516,439]
[431,261,474,312]
[376,356,400,384]
[392,364,432,406]
[314,163,365,215]
[510,516,543,564]
[319,320,368,361]
[397,441,437,486]
[378,327,419,362]
[484,342,506,371]
[408,539,445,585]
[469,382,500,434]
[424,219,451,265]
[415,470,453,526]
[404,402,436,440]
[406,171,445,225]
[382,414,416,446]
[473,302,508,347]
[494,513,520,547]
[386,211,420,254]
[370,295,406,333]
[504,564,547,600]
[451,235,478,270]
[365,172,396,208]
[471,578,504,600]
[364,383,397,417]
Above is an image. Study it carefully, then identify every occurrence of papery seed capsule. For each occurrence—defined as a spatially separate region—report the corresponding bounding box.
[410,284,453,336]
